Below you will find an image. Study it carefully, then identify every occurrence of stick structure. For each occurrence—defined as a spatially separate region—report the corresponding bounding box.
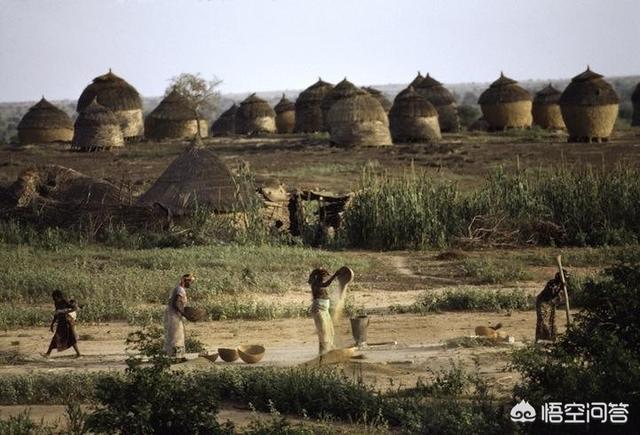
[556,255,572,325]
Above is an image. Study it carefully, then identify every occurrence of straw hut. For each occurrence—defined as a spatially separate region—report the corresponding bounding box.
[294,78,333,133]
[631,82,640,127]
[71,98,124,151]
[274,94,295,134]
[478,73,532,131]
[409,72,424,88]
[415,74,460,132]
[17,97,74,145]
[327,88,392,147]
[235,93,276,135]
[363,87,392,113]
[76,69,143,140]
[137,142,238,215]
[532,84,565,130]
[210,104,237,136]
[145,90,208,140]
[388,86,441,143]
[559,68,619,142]
[321,78,361,128]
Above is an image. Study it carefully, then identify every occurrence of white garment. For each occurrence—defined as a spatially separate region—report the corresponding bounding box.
[311,298,334,355]
[164,285,187,357]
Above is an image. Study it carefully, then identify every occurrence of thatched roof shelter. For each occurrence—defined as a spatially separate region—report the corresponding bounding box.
[145,90,208,140]
[327,89,392,147]
[409,72,424,88]
[478,73,532,131]
[137,144,238,214]
[235,93,276,135]
[415,74,460,132]
[559,68,619,142]
[211,104,237,136]
[363,87,392,113]
[17,98,74,145]
[321,78,361,128]
[274,94,296,134]
[532,84,565,130]
[72,98,124,151]
[77,69,144,140]
[633,82,640,127]
[294,78,334,133]
[389,86,441,143]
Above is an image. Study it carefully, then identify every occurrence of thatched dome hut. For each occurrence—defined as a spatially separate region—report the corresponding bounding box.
[630,82,640,127]
[145,90,208,140]
[327,89,392,147]
[211,104,237,136]
[559,68,619,142]
[77,69,143,140]
[409,72,424,88]
[388,86,441,143]
[478,73,532,131]
[363,87,392,113]
[321,78,361,128]
[274,94,295,134]
[294,78,333,133]
[415,74,460,132]
[137,143,238,215]
[235,93,276,135]
[532,84,565,130]
[17,98,74,145]
[71,98,124,151]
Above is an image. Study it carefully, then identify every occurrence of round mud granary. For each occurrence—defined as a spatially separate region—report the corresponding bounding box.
[294,78,333,133]
[362,87,392,114]
[274,94,295,134]
[235,93,276,135]
[145,90,208,140]
[415,73,460,132]
[532,84,565,130]
[76,69,144,140]
[72,98,124,151]
[327,89,392,147]
[321,78,362,130]
[478,73,532,131]
[210,103,237,136]
[559,68,619,143]
[17,97,74,145]
[388,86,441,143]
[631,82,640,127]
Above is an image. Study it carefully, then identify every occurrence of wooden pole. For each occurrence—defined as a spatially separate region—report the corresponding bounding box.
[556,255,572,326]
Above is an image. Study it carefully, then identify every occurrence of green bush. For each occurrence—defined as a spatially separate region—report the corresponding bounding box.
[460,257,531,284]
[405,287,531,313]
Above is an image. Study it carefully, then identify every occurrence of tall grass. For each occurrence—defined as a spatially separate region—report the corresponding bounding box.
[341,164,640,250]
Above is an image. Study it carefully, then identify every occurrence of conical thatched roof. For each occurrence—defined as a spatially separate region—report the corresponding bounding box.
[296,79,333,106]
[559,68,619,106]
[409,72,424,88]
[236,93,276,134]
[75,98,120,127]
[77,69,142,111]
[145,90,208,140]
[211,104,237,136]
[390,87,438,117]
[322,78,360,113]
[137,145,238,214]
[274,94,295,113]
[478,73,532,104]
[533,84,562,105]
[294,78,334,133]
[72,98,124,150]
[18,98,73,131]
[363,87,392,113]
[389,86,440,143]
[147,90,199,121]
[416,73,456,106]
[327,89,392,147]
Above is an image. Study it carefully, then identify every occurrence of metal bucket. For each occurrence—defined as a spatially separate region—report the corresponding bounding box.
[350,315,369,346]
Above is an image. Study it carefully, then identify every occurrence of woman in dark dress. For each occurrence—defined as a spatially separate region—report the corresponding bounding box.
[44,290,81,358]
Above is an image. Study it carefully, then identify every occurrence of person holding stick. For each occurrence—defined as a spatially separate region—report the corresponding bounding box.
[535,269,570,342]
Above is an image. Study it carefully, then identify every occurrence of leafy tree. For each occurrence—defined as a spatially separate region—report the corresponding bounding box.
[166,73,222,124]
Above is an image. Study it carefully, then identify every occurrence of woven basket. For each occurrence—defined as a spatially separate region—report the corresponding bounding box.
[183,306,207,322]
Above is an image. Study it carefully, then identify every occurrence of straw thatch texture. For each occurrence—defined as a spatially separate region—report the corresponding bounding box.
[409,72,424,88]
[137,146,238,214]
[630,82,639,127]
[321,79,361,128]
[416,74,459,132]
[145,90,209,140]
[559,68,619,142]
[294,79,334,133]
[389,87,441,143]
[532,84,565,130]
[478,73,532,130]
[17,98,74,145]
[211,104,237,136]
[363,87,392,113]
[274,94,295,134]
[77,70,144,139]
[235,93,276,135]
[72,99,124,151]
[327,90,392,147]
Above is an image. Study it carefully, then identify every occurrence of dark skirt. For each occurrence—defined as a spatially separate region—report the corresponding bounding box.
[50,315,78,352]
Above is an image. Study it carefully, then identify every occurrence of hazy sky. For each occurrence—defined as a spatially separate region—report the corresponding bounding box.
[1,0,639,102]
